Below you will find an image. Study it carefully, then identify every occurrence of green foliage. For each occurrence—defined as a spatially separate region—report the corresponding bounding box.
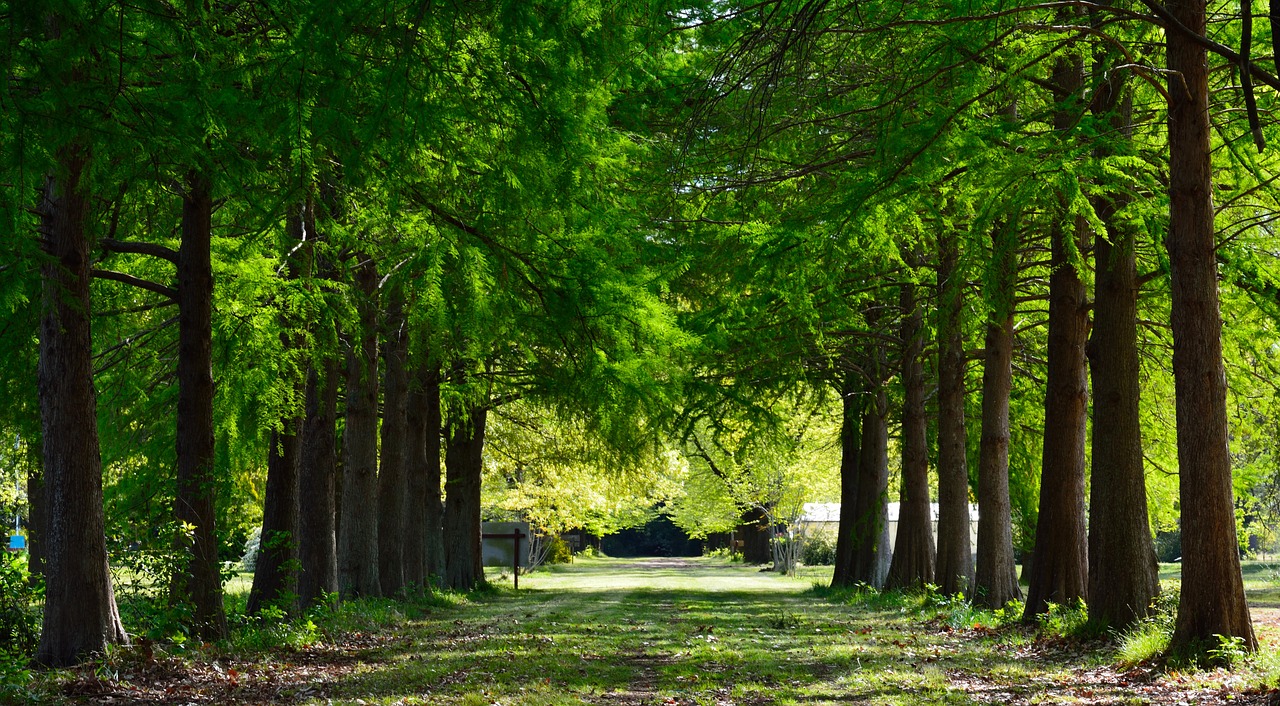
[545,536,574,565]
[110,521,204,644]
[0,553,40,655]
[1034,599,1091,640]
[800,530,836,566]
[1117,589,1179,666]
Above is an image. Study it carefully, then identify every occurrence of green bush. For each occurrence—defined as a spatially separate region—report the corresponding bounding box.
[0,553,41,655]
[546,536,573,564]
[801,531,836,566]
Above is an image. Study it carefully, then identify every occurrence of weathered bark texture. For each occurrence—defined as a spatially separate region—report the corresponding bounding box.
[247,425,299,615]
[27,459,45,583]
[1023,53,1091,622]
[443,405,488,591]
[852,377,891,588]
[1087,86,1158,630]
[296,358,340,610]
[377,294,409,596]
[935,230,973,596]
[830,373,863,589]
[1165,0,1256,655]
[887,281,935,589]
[338,257,381,598]
[973,220,1023,609]
[35,152,129,667]
[172,172,227,641]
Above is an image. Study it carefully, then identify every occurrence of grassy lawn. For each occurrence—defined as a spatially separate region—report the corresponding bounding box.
[30,556,1280,705]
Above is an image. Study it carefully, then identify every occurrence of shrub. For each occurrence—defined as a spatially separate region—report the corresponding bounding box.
[801,530,836,566]
[0,553,41,655]
[546,536,573,564]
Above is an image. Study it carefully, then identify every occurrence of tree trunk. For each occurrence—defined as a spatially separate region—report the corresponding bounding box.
[1165,0,1256,655]
[1023,51,1091,622]
[1087,86,1158,630]
[247,425,299,615]
[172,171,226,641]
[377,293,408,596]
[887,280,935,589]
[405,363,444,588]
[248,203,309,616]
[935,230,972,596]
[852,377,891,589]
[443,405,488,591]
[35,150,129,667]
[973,220,1022,609]
[296,357,340,610]
[338,257,381,598]
[739,506,772,565]
[26,458,45,584]
[423,368,445,582]
[830,372,863,589]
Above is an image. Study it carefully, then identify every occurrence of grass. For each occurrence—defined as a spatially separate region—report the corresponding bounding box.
[23,556,1280,704]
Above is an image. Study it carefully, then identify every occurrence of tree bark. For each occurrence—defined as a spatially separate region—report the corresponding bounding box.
[739,506,773,565]
[887,280,935,589]
[338,256,381,598]
[1086,85,1158,630]
[830,372,863,589]
[852,369,891,589]
[935,230,972,596]
[248,202,309,616]
[35,150,129,667]
[403,364,428,590]
[443,404,488,591]
[377,293,409,596]
[1023,50,1091,622]
[26,458,45,584]
[1165,0,1256,655]
[423,368,445,582]
[973,220,1023,609]
[296,357,340,610]
[172,171,226,641]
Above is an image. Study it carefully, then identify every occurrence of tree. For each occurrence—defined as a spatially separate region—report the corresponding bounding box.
[338,256,381,598]
[1164,0,1256,656]
[934,227,973,596]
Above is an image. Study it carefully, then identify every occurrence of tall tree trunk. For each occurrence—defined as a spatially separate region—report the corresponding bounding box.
[739,506,772,565]
[973,220,1022,609]
[172,171,226,641]
[443,404,488,591]
[296,358,340,610]
[1023,50,1091,621]
[423,368,445,582]
[852,370,891,588]
[26,457,45,584]
[1165,0,1256,655]
[248,202,309,616]
[403,364,429,590]
[377,293,408,596]
[830,372,863,589]
[935,230,972,596]
[247,424,299,615]
[35,150,129,667]
[338,256,381,598]
[1087,85,1158,630]
[887,280,935,589]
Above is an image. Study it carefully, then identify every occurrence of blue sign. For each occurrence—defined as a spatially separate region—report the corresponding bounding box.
[8,535,24,551]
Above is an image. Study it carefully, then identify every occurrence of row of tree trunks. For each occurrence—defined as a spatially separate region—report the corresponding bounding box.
[172,171,227,641]
[886,278,934,589]
[934,229,972,596]
[35,149,129,667]
[443,404,488,591]
[338,256,382,598]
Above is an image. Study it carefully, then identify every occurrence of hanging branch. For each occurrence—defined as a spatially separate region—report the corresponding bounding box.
[1242,0,1266,152]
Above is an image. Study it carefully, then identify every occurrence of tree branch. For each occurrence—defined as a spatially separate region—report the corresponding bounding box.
[91,269,178,299]
[100,238,179,265]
